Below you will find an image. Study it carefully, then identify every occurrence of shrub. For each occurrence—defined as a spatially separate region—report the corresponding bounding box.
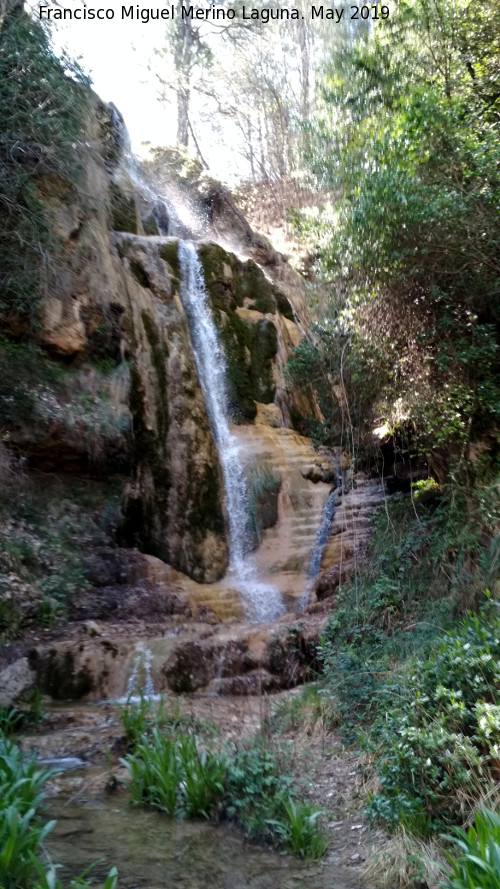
[120,701,328,859]
[364,606,500,831]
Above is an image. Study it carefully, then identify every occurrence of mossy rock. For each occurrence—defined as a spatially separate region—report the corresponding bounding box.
[30,648,94,700]
[186,462,225,540]
[233,259,276,314]
[158,242,181,283]
[275,289,295,321]
[142,212,160,237]
[110,181,139,234]
[218,310,278,421]
[199,244,277,315]
[246,460,282,533]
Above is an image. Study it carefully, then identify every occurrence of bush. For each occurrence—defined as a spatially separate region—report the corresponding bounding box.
[364,605,500,831]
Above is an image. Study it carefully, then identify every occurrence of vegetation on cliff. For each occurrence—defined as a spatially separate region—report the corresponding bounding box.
[0,14,89,324]
[279,0,500,873]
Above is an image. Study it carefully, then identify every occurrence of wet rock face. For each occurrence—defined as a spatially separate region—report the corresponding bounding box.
[198,243,297,423]
[116,235,228,583]
[163,638,250,693]
[2,95,320,588]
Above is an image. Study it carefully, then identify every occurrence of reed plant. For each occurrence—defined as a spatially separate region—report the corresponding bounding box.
[442,809,500,889]
[0,732,117,888]
[121,727,226,819]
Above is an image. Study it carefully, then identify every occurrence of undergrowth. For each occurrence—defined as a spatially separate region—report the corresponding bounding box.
[119,696,328,859]
[0,15,89,323]
[0,473,124,640]
[0,731,117,888]
[314,480,500,848]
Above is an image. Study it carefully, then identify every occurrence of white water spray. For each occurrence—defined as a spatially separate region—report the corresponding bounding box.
[178,240,284,622]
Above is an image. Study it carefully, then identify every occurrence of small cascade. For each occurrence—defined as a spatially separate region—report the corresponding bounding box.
[178,240,284,623]
[121,642,157,702]
[298,470,341,611]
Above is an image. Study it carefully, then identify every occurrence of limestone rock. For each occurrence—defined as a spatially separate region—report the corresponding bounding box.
[0,658,36,706]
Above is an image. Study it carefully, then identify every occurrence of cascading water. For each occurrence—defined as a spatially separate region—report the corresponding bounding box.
[120,642,156,702]
[298,469,341,612]
[178,240,284,623]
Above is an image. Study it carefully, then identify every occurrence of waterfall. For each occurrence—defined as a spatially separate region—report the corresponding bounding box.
[298,470,341,611]
[121,642,157,702]
[178,240,284,623]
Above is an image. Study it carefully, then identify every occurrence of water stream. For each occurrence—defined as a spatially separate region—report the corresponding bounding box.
[178,241,284,623]
[120,642,156,702]
[46,794,363,889]
[298,470,341,612]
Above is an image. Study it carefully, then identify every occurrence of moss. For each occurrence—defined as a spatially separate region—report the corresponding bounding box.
[246,461,282,533]
[218,310,257,422]
[250,319,278,402]
[130,259,151,289]
[233,259,277,314]
[85,308,123,365]
[188,463,225,540]
[142,212,160,236]
[216,311,278,422]
[123,336,170,554]
[141,310,168,433]
[198,242,231,284]
[276,290,295,322]
[109,181,139,234]
[158,242,181,282]
[36,649,94,700]
[199,244,278,315]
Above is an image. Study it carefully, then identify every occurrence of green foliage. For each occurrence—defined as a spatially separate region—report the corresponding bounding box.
[0,336,63,429]
[442,809,500,889]
[364,606,500,831]
[316,485,500,839]
[119,700,327,858]
[121,727,226,819]
[221,738,327,858]
[0,16,89,321]
[222,738,293,838]
[0,731,117,888]
[300,0,500,463]
[118,694,216,747]
[271,799,329,860]
[0,694,44,737]
[0,476,124,641]
[285,320,393,447]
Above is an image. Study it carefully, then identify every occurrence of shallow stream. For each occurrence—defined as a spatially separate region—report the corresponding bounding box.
[46,793,364,889]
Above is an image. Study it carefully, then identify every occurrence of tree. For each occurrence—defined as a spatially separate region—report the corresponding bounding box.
[299,0,500,472]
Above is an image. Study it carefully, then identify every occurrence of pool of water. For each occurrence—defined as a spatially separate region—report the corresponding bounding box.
[46,794,365,889]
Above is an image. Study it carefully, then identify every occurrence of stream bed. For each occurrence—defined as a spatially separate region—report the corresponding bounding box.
[46,793,366,889]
